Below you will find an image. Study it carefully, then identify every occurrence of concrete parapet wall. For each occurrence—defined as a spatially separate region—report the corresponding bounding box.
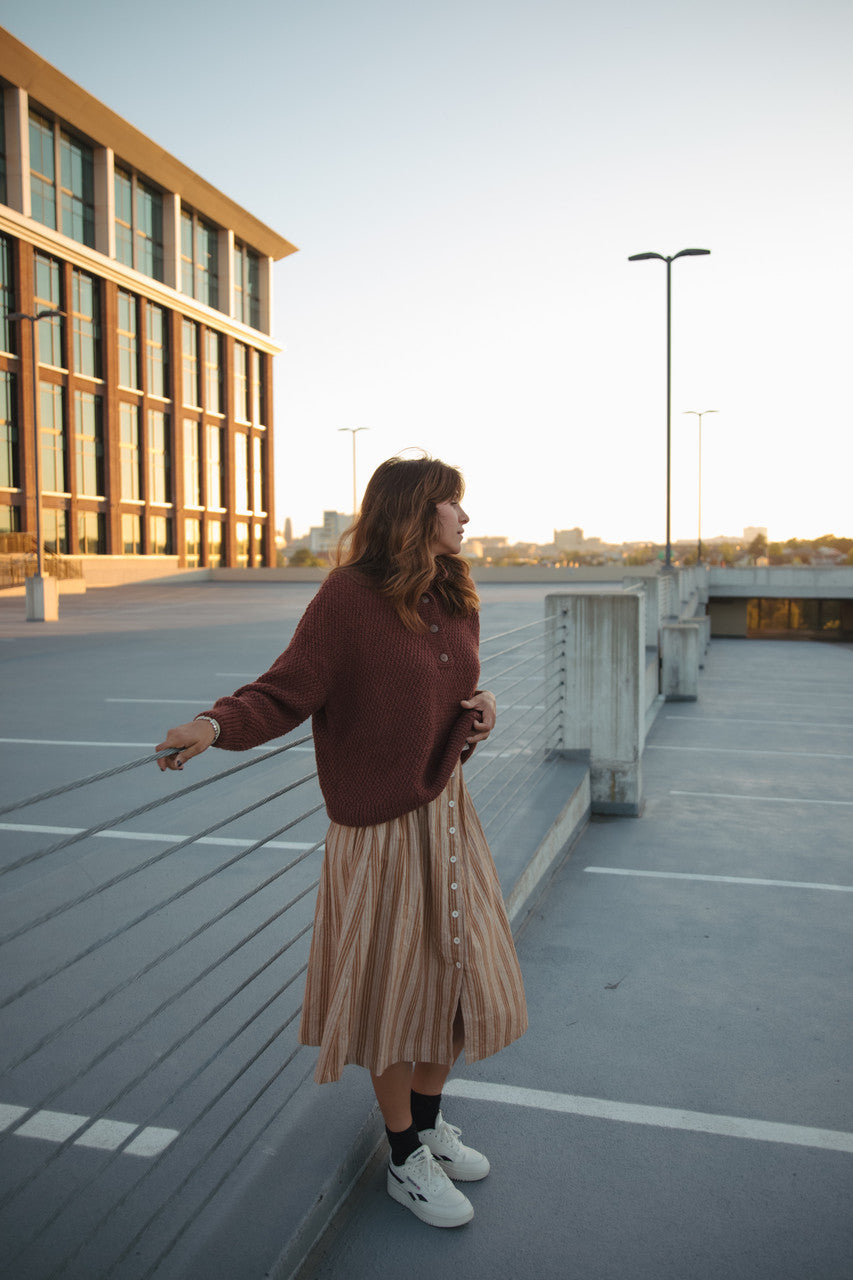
[661,621,700,701]
[547,591,644,816]
[709,566,853,599]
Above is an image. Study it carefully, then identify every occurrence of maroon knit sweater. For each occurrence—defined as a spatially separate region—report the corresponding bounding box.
[200,568,482,826]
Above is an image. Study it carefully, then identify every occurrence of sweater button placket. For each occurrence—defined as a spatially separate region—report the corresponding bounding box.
[449,775,462,966]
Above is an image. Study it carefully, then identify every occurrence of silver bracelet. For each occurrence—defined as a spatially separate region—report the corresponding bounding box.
[194,714,221,743]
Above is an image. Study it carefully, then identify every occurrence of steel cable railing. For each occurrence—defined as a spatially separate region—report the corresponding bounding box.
[0,606,569,1279]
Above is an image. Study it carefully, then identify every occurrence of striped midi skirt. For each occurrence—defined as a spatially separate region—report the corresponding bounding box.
[298,767,528,1083]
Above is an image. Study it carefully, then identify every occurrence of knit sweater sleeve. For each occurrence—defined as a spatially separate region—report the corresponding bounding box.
[199,574,349,751]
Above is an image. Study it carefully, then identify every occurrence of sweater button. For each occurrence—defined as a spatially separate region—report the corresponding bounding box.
[430,624,439,633]
[439,653,449,662]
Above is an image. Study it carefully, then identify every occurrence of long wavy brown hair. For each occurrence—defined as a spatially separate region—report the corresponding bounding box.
[335,454,480,631]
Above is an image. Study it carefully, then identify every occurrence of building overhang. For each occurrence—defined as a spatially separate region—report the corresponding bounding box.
[0,27,298,263]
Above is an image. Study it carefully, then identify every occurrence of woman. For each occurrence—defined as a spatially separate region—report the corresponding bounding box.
[156,455,527,1229]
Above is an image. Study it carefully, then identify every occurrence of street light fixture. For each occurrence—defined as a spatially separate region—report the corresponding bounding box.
[628,248,710,568]
[9,308,65,621]
[338,427,369,519]
[683,409,718,564]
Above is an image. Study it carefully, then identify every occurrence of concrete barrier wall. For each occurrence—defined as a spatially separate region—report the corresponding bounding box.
[547,591,645,817]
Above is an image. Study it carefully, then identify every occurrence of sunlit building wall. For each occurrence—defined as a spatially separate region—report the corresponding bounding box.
[0,29,296,570]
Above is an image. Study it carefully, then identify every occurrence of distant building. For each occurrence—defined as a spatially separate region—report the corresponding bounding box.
[306,510,352,555]
[554,527,585,552]
[0,29,297,570]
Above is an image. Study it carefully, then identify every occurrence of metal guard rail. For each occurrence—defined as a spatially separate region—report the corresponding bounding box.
[0,609,566,1279]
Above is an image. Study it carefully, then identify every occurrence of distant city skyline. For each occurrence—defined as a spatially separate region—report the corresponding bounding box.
[4,0,851,549]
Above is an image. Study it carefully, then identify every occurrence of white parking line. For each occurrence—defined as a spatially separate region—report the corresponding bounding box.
[584,867,853,892]
[666,716,853,729]
[0,738,313,752]
[0,823,319,851]
[648,745,853,761]
[443,1080,853,1154]
[0,1103,178,1157]
[671,790,853,808]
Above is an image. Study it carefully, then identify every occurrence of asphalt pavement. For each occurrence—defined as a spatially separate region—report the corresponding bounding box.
[292,637,853,1280]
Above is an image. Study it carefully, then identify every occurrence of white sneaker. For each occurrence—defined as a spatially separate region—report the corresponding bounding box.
[386,1144,474,1227]
[418,1112,490,1181]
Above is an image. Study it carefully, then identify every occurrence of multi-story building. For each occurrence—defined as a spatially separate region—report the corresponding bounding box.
[0,29,296,573]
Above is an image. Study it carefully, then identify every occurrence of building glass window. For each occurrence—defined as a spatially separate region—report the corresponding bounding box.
[60,130,95,247]
[181,319,199,406]
[204,330,222,413]
[251,349,266,425]
[235,520,250,568]
[77,510,105,554]
[183,419,201,507]
[119,403,141,500]
[42,508,68,554]
[121,512,141,554]
[252,521,264,568]
[135,180,163,280]
[180,208,219,307]
[71,269,100,378]
[234,432,250,513]
[145,303,168,398]
[120,512,140,552]
[40,383,66,492]
[1,505,21,535]
[233,342,248,421]
[0,93,6,207]
[252,435,265,513]
[33,254,64,367]
[114,167,164,281]
[147,409,171,505]
[150,513,173,555]
[1,236,14,355]
[207,520,222,567]
[185,517,201,568]
[29,112,56,230]
[207,424,223,508]
[0,372,19,489]
[233,242,261,328]
[114,169,134,267]
[74,390,103,497]
[117,290,138,389]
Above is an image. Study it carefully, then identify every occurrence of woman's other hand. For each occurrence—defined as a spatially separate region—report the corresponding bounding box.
[461,690,496,744]
[155,719,216,771]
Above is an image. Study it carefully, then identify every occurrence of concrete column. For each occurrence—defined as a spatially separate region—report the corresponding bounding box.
[259,255,273,336]
[624,574,660,648]
[4,86,30,216]
[94,146,115,259]
[162,193,181,291]
[695,614,711,666]
[547,591,644,816]
[219,228,234,319]
[661,621,699,700]
[26,575,59,621]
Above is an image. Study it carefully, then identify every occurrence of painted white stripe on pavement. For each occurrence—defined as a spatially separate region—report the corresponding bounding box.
[443,1080,853,1154]
[584,866,853,892]
[3,1102,178,1157]
[666,715,853,729]
[649,745,853,760]
[671,789,853,808]
[0,738,312,753]
[0,823,319,851]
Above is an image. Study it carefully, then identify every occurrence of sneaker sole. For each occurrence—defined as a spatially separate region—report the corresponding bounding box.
[386,1176,474,1228]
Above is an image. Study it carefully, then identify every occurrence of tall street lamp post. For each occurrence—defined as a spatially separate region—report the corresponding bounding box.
[338,427,369,519]
[683,409,718,564]
[9,308,65,621]
[628,249,710,569]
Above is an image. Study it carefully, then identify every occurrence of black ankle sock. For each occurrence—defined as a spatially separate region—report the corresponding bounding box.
[410,1089,442,1132]
[386,1123,422,1167]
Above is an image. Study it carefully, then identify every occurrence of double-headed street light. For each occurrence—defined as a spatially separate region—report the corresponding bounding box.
[628,249,710,568]
[338,427,369,519]
[683,409,718,563]
[9,308,65,621]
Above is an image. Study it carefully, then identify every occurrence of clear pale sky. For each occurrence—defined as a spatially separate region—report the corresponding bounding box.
[5,0,852,545]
